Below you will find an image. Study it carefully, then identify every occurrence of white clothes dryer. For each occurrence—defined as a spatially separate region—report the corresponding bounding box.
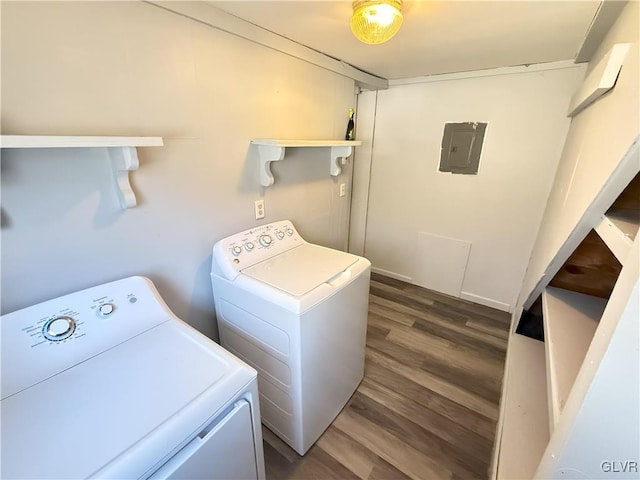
[1,276,265,479]
[211,220,371,455]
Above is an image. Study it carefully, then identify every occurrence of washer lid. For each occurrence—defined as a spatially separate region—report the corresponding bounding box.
[242,243,360,296]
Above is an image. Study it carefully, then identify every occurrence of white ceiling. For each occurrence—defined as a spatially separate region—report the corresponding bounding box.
[209,1,601,80]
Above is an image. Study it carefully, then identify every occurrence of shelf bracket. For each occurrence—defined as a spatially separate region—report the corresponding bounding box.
[108,146,140,209]
[330,145,354,177]
[258,145,285,187]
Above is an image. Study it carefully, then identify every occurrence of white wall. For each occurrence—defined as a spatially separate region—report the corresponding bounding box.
[0,1,355,339]
[519,1,640,307]
[363,65,586,311]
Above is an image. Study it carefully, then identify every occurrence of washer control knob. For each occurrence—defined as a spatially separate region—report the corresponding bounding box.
[98,303,115,317]
[259,234,273,247]
[275,231,285,240]
[232,246,242,256]
[285,228,294,236]
[245,242,255,252]
[43,316,76,341]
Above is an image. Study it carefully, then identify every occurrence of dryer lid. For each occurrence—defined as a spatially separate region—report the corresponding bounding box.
[242,244,359,296]
[1,321,255,480]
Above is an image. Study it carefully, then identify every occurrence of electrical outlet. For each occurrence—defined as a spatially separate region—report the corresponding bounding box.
[254,199,265,219]
[339,183,346,197]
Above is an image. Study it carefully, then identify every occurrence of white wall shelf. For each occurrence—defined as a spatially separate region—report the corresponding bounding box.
[567,43,630,117]
[541,287,607,432]
[0,135,164,209]
[251,139,362,187]
[497,333,549,480]
[595,210,639,262]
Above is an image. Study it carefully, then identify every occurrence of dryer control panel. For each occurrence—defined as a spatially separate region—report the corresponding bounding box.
[0,276,173,399]
[212,220,305,281]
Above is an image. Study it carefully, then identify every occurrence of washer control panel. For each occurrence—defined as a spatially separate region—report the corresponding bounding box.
[212,220,305,280]
[1,276,173,399]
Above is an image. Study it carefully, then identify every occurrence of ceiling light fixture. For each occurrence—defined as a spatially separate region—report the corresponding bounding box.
[350,0,403,45]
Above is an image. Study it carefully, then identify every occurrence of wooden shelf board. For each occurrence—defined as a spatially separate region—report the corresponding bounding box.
[549,230,621,299]
[542,287,606,432]
[595,210,638,262]
[251,139,362,147]
[567,43,630,117]
[606,208,640,240]
[598,170,640,261]
[497,333,549,480]
[1,135,163,148]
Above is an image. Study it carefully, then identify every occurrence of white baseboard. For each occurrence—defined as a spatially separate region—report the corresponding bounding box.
[460,291,511,312]
[371,267,413,283]
[371,270,512,312]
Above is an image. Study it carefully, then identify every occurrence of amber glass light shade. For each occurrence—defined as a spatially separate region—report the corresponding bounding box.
[350,0,403,45]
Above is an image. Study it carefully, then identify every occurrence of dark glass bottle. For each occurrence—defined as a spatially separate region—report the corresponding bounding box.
[345,108,355,141]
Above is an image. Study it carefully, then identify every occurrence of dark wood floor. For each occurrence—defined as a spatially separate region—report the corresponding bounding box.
[263,272,511,480]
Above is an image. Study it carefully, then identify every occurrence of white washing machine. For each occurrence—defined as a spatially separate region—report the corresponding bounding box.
[0,276,265,480]
[210,220,371,455]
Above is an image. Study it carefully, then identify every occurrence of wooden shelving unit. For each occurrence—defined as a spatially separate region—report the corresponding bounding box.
[0,135,163,209]
[250,139,362,187]
[496,146,640,479]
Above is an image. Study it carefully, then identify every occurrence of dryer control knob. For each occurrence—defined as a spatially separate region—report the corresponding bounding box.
[285,228,294,236]
[98,303,115,317]
[232,246,242,256]
[43,316,76,341]
[275,231,285,240]
[259,235,273,247]
[245,242,255,251]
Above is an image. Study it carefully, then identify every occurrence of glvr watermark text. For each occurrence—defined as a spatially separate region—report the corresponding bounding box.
[601,461,638,473]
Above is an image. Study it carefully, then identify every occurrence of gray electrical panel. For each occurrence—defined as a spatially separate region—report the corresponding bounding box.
[439,122,487,174]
